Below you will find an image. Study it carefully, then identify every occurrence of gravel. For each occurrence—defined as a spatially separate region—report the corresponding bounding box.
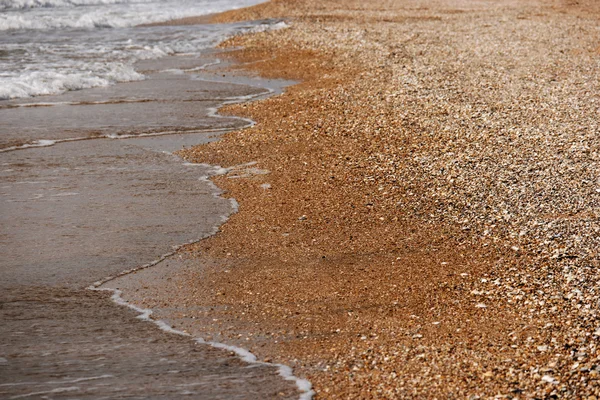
[172,0,600,397]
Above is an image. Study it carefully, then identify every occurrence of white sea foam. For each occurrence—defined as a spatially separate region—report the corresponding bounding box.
[0,21,284,99]
[84,153,313,397]
[0,0,288,100]
[1,0,146,11]
[91,287,314,400]
[0,0,266,30]
[248,20,289,33]
[0,137,90,153]
[229,198,239,212]
[0,65,143,100]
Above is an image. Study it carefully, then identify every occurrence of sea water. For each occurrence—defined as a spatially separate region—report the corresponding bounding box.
[0,0,270,99]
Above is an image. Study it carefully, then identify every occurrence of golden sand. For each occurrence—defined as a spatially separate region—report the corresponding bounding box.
[167,0,600,397]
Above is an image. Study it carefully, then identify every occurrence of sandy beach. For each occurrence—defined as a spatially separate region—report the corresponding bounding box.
[112,0,600,398]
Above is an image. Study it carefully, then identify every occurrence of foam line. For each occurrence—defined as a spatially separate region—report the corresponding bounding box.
[89,286,314,399]
[0,137,88,153]
[85,158,258,289]
[191,75,277,130]
[0,127,230,154]
[229,197,240,212]
[86,153,312,399]
[1,76,278,154]
[87,233,215,289]
[79,54,309,398]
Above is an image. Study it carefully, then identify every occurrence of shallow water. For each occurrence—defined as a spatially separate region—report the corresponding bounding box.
[0,9,301,396]
[0,53,290,288]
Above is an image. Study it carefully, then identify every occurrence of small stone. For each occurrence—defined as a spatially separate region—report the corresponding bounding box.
[541,375,558,384]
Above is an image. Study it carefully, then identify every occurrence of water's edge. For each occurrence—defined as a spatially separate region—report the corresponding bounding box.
[91,286,314,400]
[85,60,314,399]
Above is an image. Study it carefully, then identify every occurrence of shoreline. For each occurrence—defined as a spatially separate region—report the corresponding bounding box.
[90,63,315,398]
[113,0,600,398]
[1,11,310,397]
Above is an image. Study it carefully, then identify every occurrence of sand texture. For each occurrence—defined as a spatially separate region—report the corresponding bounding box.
[135,0,600,397]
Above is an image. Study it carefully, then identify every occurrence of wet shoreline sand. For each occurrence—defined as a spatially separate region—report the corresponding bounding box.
[117,0,600,398]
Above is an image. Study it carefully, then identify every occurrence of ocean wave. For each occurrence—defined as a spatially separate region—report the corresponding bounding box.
[0,0,148,11]
[0,0,267,31]
[0,63,143,99]
[0,5,287,100]
[0,10,134,30]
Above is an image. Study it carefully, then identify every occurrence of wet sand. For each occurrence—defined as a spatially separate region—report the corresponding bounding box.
[113,0,600,398]
[0,51,303,398]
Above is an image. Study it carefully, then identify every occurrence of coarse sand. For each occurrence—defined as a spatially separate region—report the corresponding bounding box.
[140,0,600,397]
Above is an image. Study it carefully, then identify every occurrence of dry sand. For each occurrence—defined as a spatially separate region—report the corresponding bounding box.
[131,0,600,398]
